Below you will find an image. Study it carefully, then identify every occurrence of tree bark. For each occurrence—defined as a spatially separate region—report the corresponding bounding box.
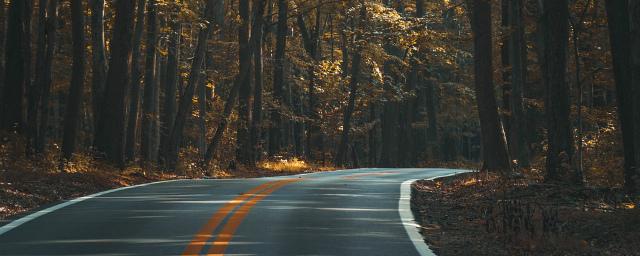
[509,0,530,168]
[151,52,162,162]
[336,3,365,167]
[35,0,58,153]
[27,0,48,154]
[470,0,511,173]
[94,0,137,168]
[204,75,244,165]
[628,0,640,194]
[124,0,146,162]
[605,0,634,184]
[198,61,207,158]
[90,0,107,132]
[268,0,287,156]
[23,1,32,129]
[141,0,158,163]
[335,50,362,166]
[541,0,578,183]
[165,0,216,169]
[0,0,5,98]
[160,2,180,165]
[1,0,27,131]
[250,0,266,162]
[61,0,86,160]
[236,0,254,165]
[297,8,323,161]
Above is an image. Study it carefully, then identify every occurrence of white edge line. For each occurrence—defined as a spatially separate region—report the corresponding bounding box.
[0,179,185,236]
[399,170,472,256]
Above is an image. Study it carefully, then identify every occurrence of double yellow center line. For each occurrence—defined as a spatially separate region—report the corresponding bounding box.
[182,179,300,256]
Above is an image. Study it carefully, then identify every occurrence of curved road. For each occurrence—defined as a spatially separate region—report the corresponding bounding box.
[0,168,466,256]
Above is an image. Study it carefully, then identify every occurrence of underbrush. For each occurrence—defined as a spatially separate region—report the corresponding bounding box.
[412,172,640,255]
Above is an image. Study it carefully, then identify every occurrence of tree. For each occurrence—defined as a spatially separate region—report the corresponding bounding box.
[605,0,637,194]
[628,0,640,194]
[470,0,511,172]
[142,0,159,162]
[297,7,324,161]
[35,0,59,153]
[508,0,529,168]
[61,0,87,160]
[250,0,267,162]
[27,0,48,155]
[236,0,254,165]
[336,2,365,167]
[90,0,107,131]
[160,1,181,165]
[0,0,5,96]
[541,0,578,183]
[1,0,27,131]
[269,0,288,156]
[165,0,216,169]
[125,0,146,162]
[94,0,137,167]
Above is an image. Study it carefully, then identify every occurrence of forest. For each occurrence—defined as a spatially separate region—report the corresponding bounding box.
[0,0,639,254]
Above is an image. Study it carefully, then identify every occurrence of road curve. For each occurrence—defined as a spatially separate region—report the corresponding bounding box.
[0,168,466,256]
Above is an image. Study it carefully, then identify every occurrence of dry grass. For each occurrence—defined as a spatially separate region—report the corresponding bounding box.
[259,157,312,173]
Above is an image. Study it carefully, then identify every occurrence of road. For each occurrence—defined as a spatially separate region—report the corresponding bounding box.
[0,168,466,256]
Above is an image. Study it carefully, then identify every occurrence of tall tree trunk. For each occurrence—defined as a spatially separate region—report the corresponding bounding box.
[35,0,58,153]
[204,75,244,165]
[160,2,180,165]
[94,0,137,168]
[605,0,636,192]
[90,0,107,132]
[23,1,32,130]
[269,0,287,156]
[151,53,162,162]
[368,104,379,165]
[628,1,640,194]
[250,0,266,162]
[297,7,323,161]
[1,0,27,131]
[141,0,158,163]
[197,62,207,158]
[509,0,530,168]
[425,78,438,143]
[0,0,5,98]
[541,0,577,183]
[124,0,146,162]
[500,0,512,155]
[236,0,253,165]
[27,0,48,154]
[336,3,365,167]
[470,0,511,173]
[61,0,86,160]
[165,0,216,170]
[335,50,362,166]
[292,88,304,157]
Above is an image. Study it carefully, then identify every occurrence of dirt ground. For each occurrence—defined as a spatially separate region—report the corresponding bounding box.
[411,172,640,256]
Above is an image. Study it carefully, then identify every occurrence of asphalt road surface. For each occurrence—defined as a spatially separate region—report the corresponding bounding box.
[0,168,467,256]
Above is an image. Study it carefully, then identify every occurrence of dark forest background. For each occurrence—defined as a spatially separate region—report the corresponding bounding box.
[0,0,639,195]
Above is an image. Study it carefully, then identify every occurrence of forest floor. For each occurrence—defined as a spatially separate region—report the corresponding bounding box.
[0,152,333,220]
[412,171,640,256]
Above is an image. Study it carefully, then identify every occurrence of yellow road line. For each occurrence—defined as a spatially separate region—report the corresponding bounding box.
[181,180,283,256]
[205,179,300,256]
